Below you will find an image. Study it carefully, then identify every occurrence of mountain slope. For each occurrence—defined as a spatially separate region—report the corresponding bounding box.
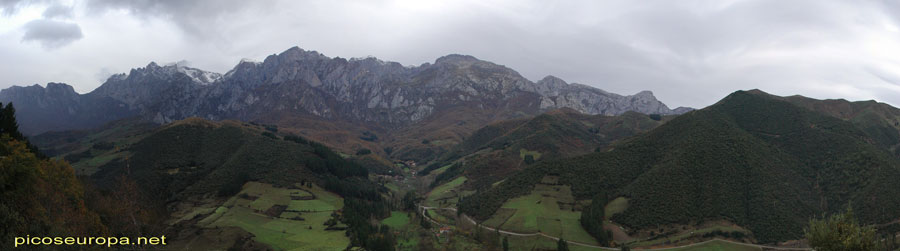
[426,108,668,190]
[76,117,395,250]
[780,94,900,157]
[459,90,900,244]
[89,118,370,201]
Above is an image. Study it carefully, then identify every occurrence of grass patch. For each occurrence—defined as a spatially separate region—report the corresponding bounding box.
[671,239,761,251]
[198,182,349,250]
[627,225,749,248]
[397,236,419,250]
[431,164,454,175]
[73,151,130,175]
[384,182,400,192]
[604,197,628,218]
[496,183,596,245]
[482,208,516,228]
[287,200,337,212]
[504,234,596,251]
[425,176,467,208]
[172,206,217,225]
[501,193,542,232]
[381,211,410,228]
[429,139,454,146]
[426,209,454,224]
[83,151,125,167]
[519,148,542,161]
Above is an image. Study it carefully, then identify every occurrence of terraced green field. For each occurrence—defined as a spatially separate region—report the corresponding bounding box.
[197,182,349,250]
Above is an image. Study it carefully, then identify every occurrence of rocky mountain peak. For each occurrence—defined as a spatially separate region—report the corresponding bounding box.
[273,46,329,63]
[633,90,655,98]
[435,54,480,65]
[537,75,568,88]
[0,83,77,100]
[44,82,78,97]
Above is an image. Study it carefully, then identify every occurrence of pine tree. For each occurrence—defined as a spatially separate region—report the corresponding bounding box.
[557,238,569,251]
[0,102,45,159]
[502,236,509,251]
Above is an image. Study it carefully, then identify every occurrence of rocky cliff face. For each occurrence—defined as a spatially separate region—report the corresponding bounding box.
[1,46,691,135]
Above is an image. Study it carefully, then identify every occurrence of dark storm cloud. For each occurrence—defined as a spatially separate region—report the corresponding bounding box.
[2,0,900,108]
[1,0,31,15]
[21,18,83,48]
[84,0,254,39]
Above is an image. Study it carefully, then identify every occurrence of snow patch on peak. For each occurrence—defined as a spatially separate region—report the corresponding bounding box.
[240,58,261,64]
[176,66,222,85]
[350,56,385,64]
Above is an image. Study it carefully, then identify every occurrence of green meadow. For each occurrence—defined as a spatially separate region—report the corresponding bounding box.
[487,182,598,245]
[425,176,468,208]
[196,182,349,250]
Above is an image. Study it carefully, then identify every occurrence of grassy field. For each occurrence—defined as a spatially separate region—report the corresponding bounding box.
[384,182,400,193]
[426,209,454,224]
[504,234,596,251]
[482,208,516,228]
[492,182,598,245]
[431,163,454,175]
[519,148,542,161]
[425,176,468,207]
[382,211,411,228]
[670,239,761,251]
[605,197,629,218]
[429,139,455,146]
[627,225,749,248]
[197,182,349,250]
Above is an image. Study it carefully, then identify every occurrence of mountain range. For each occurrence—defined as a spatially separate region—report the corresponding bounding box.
[0,47,689,161]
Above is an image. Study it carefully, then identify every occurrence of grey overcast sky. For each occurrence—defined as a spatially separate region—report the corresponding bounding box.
[1,0,899,109]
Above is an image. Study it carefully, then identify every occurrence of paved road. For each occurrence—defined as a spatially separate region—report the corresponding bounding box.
[417,206,812,251]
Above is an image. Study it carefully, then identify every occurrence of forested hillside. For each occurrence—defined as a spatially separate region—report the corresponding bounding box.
[427,108,667,190]
[460,90,900,244]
